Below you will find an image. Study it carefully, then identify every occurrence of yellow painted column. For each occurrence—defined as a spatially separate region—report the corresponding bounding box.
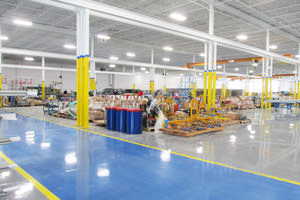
[265,78,268,109]
[42,81,45,100]
[207,70,212,111]
[132,83,136,90]
[203,70,207,104]
[294,81,297,100]
[163,84,167,93]
[269,78,272,109]
[0,74,2,108]
[212,70,216,108]
[191,83,196,98]
[261,78,264,109]
[76,56,82,127]
[297,81,300,99]
[89,78,96,91]
[149,80,155,96]
[82,56,89,128]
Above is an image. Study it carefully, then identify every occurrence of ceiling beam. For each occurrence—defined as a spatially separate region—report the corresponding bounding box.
[29,0,300,65]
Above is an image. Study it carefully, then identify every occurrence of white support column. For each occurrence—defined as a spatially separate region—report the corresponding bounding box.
[0,25,2,107]
[149,48,155,95]
[90,36,96,95]
[76,7,90,128]
[42,57,45,82]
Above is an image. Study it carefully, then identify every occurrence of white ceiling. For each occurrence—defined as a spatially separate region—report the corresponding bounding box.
[0,0,299,75]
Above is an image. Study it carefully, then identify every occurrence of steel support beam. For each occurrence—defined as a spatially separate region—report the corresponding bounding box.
[30,0,300,65]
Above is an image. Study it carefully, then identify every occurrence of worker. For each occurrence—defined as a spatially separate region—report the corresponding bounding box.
[63,90,68,94]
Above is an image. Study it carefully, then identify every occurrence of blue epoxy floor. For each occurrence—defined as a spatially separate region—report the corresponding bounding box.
[0,111,300,200]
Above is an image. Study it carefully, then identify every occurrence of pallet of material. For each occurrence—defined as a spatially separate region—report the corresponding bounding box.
[50,113,75,120]
[159,126,224,137]
[93,120,106,126]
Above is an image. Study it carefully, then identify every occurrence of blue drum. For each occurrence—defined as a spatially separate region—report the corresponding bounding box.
[106,107,116,130]
[126,109,143,134]
[116,107,127,132]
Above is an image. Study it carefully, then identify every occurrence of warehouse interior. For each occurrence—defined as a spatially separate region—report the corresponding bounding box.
[0,0,300,199]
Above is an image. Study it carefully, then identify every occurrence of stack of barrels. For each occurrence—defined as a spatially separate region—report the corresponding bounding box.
[105,107,142,134]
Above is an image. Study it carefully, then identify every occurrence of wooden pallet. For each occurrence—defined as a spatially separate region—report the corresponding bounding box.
[159,126,224,137]
[93,120,106,126]
[143,126,155,132]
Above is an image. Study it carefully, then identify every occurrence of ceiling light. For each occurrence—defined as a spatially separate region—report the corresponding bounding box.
[126,52,136,57]
[162,57,170,62]
[13,19,32,26]
[229,60,235,63]
[140,67,146,71]
[200,53,205,57]
[169,13,186,21]
[109,56,118,61]
[217,65,222,69]
[249,70,254,73]
[269,45,278,50]
[24,57,34,61]
[96,34,110,40]
[0,35,8,41]
[145,71,149,74]
[234,68,239,71]
[252,63,258,67]
[109,64,116,68]
[163,46,173,51]
[236,34,248,41]
[64,44,76,49]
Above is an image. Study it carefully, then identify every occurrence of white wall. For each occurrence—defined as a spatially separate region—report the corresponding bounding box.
[2,67,294,93]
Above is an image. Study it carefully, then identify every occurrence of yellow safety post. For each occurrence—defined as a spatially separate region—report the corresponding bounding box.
[203,70,207,104]
[132,83,136,90]
[207,70,212,111]
[261,78,264,109]
[0,73,2,108]
[81,56,89,128]
[42,81,45,100]
[265,78,268,109]
[269,78,272,110]
[297,81,300,99]
[76,56,82,127]
[191,83,196,98]
[163,84,167,93]
[149,80,155,96]
[212,70,216,108]
[89,78,96,91]
[294,81,297,100]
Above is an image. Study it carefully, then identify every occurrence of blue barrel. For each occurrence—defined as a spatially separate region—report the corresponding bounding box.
[126,109,142,134]
[116,108,127,132]
[106,107,116,130]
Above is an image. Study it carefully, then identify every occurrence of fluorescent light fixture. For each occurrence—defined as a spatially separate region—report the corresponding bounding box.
[109,56,118,61]
[269,45,278,50]
[109,64,116,68]
[200,53,205,57]
[163,46,173,51]
[96,34,110,40]
[64,44,76,49]
[0,35,8,41]
[249,70,254,73]
[236,34,248,40]
[169,12,186,21]
[126,52,136,57]
[13,19,32,26]
[229,60,235,63]
[145,71,149,74]
[252,63,258,67]
[234,68,239,71]
[140,67,146,71]
[24,57,34,61]
[162,57,170,62]
[217,65,222,69]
